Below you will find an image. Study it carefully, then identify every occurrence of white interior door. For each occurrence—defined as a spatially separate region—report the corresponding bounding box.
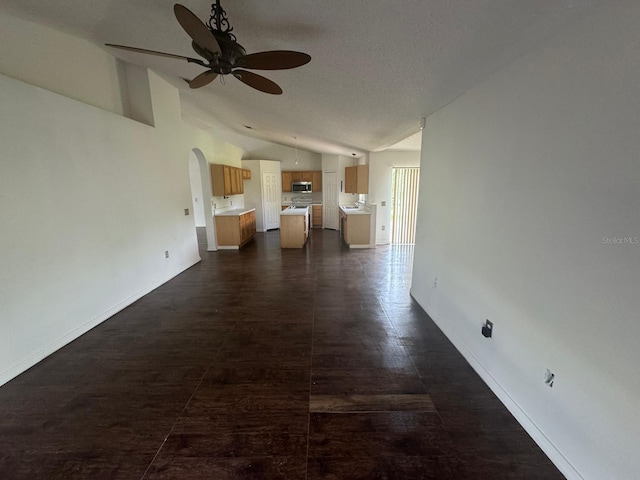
[323,171,339,230]
[263,172,280,230]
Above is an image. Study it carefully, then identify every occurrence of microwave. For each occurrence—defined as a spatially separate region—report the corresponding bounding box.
[292,181,312,193]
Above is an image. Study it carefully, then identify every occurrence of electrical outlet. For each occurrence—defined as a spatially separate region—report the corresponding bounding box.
[184,208,189,216]
[544,369,555,387]
[482,319,493,338]
[165,250,169,259]
[230,200,233,206]
[381,225,385,231]
[433,277,438,289]
[214,203,217,209]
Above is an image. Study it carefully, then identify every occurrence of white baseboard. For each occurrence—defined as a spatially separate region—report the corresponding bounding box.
[409,289,584,480]
[0,259,200,388]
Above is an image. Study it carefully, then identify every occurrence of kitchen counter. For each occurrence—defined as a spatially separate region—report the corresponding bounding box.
[339,204,376,249]
[215,207,256,217]
[339,205,371,215]
[280,206,309,248]
[281,206,310,216]
[214,208,256,250]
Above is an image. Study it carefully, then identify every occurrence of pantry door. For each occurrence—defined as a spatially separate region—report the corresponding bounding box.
[263,172,280,230]
[323,171,339,230]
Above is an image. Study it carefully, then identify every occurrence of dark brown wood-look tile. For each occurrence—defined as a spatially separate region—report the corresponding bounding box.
[0,229,565,480]
[309,394,436,413]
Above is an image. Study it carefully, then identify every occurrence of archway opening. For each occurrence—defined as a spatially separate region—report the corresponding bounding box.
[188,149,217,251]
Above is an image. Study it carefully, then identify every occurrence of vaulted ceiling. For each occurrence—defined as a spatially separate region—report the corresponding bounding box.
[0,0,601,155]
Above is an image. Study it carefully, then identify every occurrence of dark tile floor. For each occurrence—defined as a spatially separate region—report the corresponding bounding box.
[0,228,564,479]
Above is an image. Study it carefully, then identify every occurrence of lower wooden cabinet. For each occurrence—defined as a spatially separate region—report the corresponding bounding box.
[215,210,256,248]
[340,210,370,246]
[312,204,323,228]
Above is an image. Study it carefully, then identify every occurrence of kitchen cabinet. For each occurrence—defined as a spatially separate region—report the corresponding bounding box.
[211,164,244,196]
[281,170,323,192]
[282,172,292,192]
[242,168,251,179]
[215,209,256,248]
[339,209,371,246]
[345,165,369,194]
[312,204,322,228]
[280,208,309,248]
[312,171,322,191]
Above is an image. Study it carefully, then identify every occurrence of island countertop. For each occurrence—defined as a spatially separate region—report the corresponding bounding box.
[214,207,256,217]
[280,206,310,216]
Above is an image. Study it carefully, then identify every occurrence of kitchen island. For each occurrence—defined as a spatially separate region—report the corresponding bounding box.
[280,206,309,248]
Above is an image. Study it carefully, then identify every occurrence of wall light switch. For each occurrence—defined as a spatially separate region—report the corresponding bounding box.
[381,201,386,207]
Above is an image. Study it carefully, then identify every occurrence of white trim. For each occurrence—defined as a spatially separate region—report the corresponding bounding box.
[409,289,584,480]
[0,259,200,388]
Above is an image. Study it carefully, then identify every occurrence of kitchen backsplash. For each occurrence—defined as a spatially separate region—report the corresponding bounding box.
[211,194,244,213]
[282,192,323,204]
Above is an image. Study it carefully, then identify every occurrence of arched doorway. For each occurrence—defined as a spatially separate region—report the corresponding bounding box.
[188,149,217,251]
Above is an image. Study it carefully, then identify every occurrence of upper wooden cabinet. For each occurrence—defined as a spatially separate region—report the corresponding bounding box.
[282,172,292,192]
[281,170,323,192]
[312,171,322,191]
[242,168,251,179]
[211,164,244,196]
[345,165,369,194]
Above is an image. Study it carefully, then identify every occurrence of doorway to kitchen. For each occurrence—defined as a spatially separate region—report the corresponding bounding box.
[188,149,216,251]
[390,167,420,245]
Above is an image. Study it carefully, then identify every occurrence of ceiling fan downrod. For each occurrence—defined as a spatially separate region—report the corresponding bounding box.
[207,0,236,41]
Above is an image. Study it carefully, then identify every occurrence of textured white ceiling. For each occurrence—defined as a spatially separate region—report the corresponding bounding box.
[0,0,601,155]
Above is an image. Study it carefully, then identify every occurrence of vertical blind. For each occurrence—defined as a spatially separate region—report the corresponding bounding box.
[391,167,420,245]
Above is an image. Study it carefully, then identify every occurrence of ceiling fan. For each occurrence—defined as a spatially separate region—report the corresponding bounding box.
[106,1,311,95]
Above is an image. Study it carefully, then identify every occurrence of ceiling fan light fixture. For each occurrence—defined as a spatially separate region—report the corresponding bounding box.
[106,2,310,94]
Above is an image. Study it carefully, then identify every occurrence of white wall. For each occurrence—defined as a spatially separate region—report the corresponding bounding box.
[369,150,421,244]
[0,16,244,387]
[411,1,640,479]
[0,14,127,116]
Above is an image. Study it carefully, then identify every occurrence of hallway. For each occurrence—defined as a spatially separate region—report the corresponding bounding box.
[0,229,563,479]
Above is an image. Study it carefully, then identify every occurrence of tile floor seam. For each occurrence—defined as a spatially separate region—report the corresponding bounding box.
[139,322,242,480]
[305,268,318,480]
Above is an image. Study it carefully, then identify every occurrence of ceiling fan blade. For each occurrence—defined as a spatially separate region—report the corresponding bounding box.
[105,43,202,63]
[239,51,311,70]
[232,70,283,95]
[174,4,221,57]
[188,71,218,89]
